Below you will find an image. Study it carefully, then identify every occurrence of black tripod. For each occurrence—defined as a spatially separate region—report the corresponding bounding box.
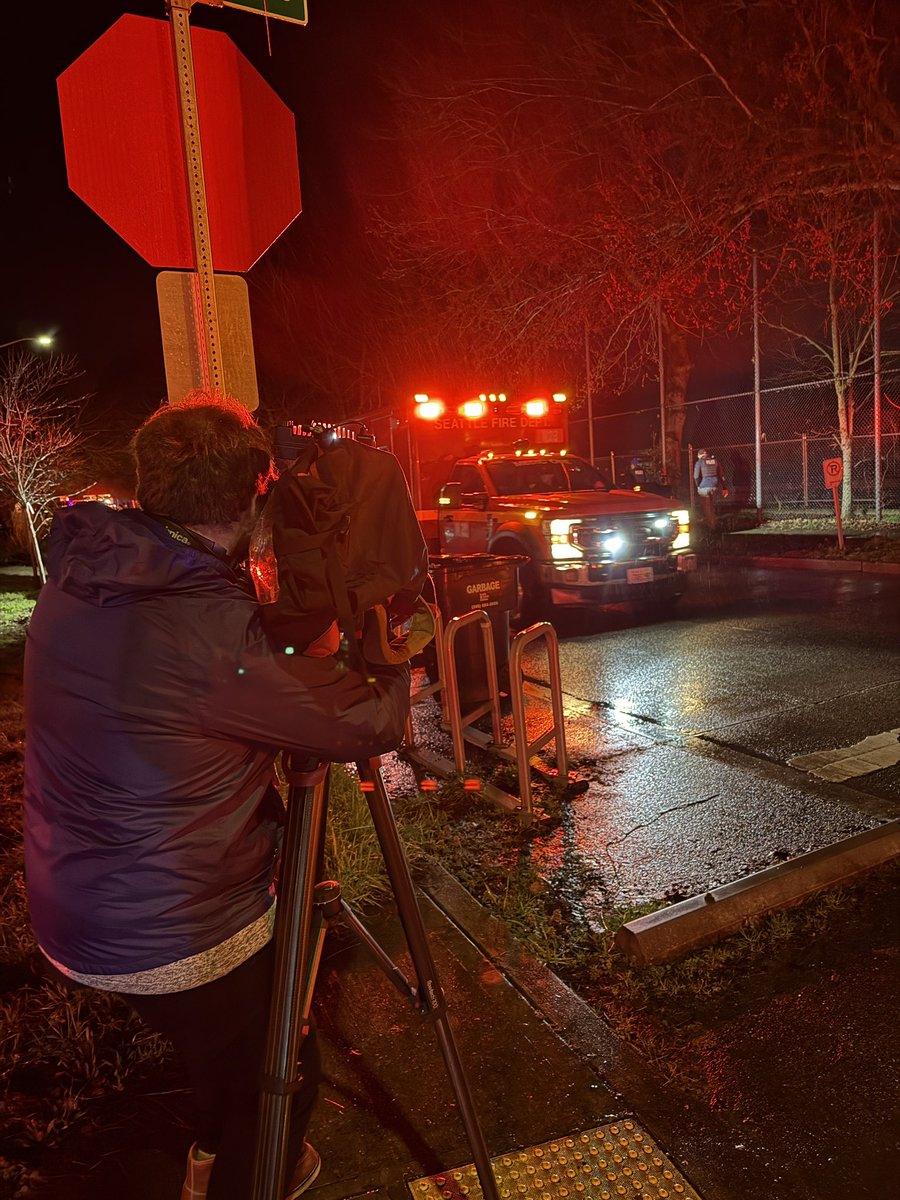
[251,755,500,1200]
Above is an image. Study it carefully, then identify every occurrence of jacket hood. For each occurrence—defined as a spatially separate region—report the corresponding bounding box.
[47,504,236,607]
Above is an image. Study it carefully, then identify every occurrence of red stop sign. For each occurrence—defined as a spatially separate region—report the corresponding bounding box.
[57,15,301,272]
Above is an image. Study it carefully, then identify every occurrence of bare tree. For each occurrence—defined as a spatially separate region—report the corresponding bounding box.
[763,207,900,515]
[362,0,899,485]
[0,350,88,582]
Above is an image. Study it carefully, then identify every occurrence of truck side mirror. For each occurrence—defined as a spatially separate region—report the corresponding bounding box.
[439,482,463,508]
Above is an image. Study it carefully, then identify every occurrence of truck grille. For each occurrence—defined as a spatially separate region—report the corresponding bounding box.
[571,514,676,559]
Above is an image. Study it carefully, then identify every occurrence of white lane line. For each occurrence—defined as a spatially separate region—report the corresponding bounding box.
[789,728,900,782]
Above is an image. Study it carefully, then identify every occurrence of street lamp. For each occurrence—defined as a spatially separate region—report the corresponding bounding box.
[0,334,54,350]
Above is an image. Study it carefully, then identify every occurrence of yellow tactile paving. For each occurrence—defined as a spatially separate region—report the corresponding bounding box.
[409,1122,703,1200]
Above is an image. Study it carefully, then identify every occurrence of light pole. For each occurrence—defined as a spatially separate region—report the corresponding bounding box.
[0,334,54,351]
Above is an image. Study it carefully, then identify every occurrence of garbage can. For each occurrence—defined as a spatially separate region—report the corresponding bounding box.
[429,553,527,708]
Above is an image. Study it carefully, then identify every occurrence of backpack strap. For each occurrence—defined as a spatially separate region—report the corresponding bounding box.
[320,531,368,672]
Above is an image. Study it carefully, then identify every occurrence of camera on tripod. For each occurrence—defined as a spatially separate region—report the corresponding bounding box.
[251,419,435,666]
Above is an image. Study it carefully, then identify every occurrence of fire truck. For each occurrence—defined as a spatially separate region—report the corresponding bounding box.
[283,390,695,620]
[405,390,696,620]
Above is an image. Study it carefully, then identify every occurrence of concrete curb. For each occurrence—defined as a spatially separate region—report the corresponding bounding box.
[418,859,643,1077]
[417,859,791,1200]
[709,553,900,575]
[615,819,900,966]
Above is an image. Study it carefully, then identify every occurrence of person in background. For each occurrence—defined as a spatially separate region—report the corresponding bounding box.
[23,394,411,1200]
[625,457,647,489]
[693,448,728,528]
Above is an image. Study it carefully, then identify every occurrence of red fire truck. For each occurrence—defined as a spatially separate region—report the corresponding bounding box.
[404,390,695,618]
[288,390,695,619]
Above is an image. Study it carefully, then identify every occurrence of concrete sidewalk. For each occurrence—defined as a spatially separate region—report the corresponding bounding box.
[264,873,777,1200]
[24,830,900,1200]
[312,864,894,1200]
[32,872,785,1200]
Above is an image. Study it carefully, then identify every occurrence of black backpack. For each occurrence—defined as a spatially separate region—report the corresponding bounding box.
[251,433,433,664]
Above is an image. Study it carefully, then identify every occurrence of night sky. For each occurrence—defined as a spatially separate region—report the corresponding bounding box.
[4,1,781,434]
[3,0,422,425]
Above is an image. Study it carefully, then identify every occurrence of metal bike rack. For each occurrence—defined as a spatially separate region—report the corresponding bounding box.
[404,605,448,748]
[442,609,503,772]
[432,615,568,826]
[508,622,569,821]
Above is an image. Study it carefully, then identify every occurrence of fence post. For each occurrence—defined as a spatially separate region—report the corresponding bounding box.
[802,433,809,506]
[657,301,667,481]
[609,451,616,485]
[873,211,883,522]
[753,252,763,520]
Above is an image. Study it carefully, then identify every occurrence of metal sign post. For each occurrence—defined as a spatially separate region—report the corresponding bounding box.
[823,457,845,550]
[168,0,224,392]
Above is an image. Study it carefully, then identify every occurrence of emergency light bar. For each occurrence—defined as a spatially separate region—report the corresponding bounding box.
[412,390,566,421]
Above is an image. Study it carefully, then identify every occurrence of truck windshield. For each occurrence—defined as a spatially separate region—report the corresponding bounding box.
[484,456,609,496]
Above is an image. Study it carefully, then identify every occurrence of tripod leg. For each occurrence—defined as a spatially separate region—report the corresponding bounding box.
[356,762,500,1200]
[252,770,330,1200]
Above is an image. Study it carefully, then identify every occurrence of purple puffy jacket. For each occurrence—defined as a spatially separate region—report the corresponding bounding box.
[24,504,409,977]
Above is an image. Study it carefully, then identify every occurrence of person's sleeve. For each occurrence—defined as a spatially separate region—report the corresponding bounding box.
[199,625,411,762]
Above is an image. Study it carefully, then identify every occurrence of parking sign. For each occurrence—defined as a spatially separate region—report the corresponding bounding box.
[822,458,843,488]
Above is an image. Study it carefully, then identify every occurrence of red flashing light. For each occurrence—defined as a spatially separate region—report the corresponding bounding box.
[415,399,445,420]
[460,398,487,419]
[523,398,549,418]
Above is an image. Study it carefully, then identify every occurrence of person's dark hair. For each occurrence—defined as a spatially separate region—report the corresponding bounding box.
[132,392,274,525]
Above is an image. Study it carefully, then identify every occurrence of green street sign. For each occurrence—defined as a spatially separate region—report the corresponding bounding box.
[213,0,308,26]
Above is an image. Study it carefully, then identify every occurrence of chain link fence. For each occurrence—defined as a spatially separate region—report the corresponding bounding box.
[570,369,900,516]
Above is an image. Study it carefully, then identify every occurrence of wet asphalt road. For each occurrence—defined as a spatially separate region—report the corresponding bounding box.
[505,563,900,909]
[537,563,900,789]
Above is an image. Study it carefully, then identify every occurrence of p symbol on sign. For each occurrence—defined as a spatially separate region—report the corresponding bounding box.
[822,457,843,489]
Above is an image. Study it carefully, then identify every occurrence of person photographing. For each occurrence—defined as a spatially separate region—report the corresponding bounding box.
[23,394,411,1200]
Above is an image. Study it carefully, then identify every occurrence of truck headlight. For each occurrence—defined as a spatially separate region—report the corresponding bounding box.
[670,509,690,550]
[547,518,584,560]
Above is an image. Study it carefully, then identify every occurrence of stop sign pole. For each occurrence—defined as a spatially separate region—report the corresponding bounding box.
[169,0,223,392]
